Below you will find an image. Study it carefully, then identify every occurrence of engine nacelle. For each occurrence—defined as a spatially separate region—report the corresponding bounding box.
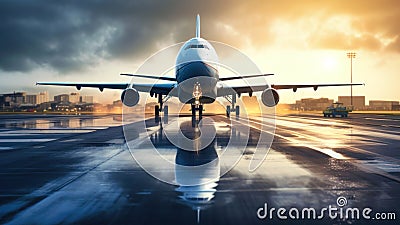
[261,88,279,107]
[121,88,140,107]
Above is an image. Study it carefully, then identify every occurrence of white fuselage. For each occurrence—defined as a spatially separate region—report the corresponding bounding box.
[175,38,219,104]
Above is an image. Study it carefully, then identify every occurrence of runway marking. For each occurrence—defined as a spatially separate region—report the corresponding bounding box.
[0,139,56,143]
[354,160,400,183]
[244,116,348,159]
[0,129,96,134]
[32,145,46,149]
[59,138,83,143]
[105,139,125,144]
[242,115,400,183]
[0,118,164,222]
[361,159,400,173]
[136,191,152,195]
[277,115,400,141]
[283,115,400,135]
[0,129,95,149]
[365,117,400,122]
[254,115,399,161]
[0,133,44,136]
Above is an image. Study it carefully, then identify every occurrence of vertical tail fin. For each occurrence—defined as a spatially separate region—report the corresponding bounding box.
[196,14,200,38]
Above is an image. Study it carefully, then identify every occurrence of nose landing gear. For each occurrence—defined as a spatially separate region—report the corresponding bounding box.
[190,82,204,126]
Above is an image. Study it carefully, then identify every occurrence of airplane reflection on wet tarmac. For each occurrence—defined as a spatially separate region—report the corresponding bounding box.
[149,120,221,223]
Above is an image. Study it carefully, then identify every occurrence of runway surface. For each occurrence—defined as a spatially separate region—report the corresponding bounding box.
[0,113,399,224]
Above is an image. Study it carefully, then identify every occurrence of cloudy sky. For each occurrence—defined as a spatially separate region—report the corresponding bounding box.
[0,0,399,104]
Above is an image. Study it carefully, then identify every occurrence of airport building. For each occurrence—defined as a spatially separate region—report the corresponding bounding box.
[80,95,94,103]
[0,91,96,112]
[25,92,49,105]
[294,98,334,111]
[69,93,80,103]
[54,93,93,104]
[368,100,400,111]
[338,96,365,110]
[54,94,70,103]
[52,93,95,112]
[0,92,27,109]
[53,93,79,103]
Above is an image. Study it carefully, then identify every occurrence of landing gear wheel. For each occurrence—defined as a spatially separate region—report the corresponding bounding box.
[163,106,169,124]
[235,105,240,117]
[226,105,231,117]
[199,105,203,120]
[163,105,168,116]
[155,105,160,118]
[191,105,196,118]
[191,105,196,127]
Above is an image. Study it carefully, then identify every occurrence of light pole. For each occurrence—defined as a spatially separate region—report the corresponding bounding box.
[347,52,356,107]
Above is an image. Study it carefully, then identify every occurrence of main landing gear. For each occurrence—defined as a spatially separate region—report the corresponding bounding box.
[224,94,240,118]
[154,93,170,124]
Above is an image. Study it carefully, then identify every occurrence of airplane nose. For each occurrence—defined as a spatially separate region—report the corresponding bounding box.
[176,61,218,82]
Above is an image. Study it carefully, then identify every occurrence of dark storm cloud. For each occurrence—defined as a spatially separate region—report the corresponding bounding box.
[0,0,399,73]
[0,0,229,73]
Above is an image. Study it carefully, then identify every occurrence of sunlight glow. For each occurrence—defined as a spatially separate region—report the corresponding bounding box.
[322,56,337,70]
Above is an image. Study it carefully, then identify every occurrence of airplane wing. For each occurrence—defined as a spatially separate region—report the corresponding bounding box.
[217,84,269,96]
[120,74,176,81]
[36,82,129,91]
[121,73,273,82]
[219,74,274,81]
[36,82,176,95]
[217,83,364,96]
[271,83,364,92]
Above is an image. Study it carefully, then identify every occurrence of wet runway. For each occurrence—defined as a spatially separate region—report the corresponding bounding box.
[0,113,399,224]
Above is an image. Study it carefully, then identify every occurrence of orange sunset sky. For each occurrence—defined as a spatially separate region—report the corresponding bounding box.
[0,0,398,104]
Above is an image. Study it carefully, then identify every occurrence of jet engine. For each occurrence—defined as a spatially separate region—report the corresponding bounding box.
[121,88,140,107]
[261,88,279,107]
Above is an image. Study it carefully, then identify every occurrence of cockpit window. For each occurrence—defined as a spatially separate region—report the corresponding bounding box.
[185,44,209,50]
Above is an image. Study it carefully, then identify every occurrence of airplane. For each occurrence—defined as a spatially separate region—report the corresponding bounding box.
[37,14,363,119]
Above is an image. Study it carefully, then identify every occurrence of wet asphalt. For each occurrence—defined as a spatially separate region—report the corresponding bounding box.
[0,113,399,225]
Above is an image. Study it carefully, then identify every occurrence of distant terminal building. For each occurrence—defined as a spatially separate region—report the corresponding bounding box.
[54,93,81,103]
[294,98,334,111]
[338,96,365,110]
[69,92,80,103]
[0,95,3,109]
[80,95,94,103]
[25,95,36,105]
[54,93,93,103]
[54,94,70,103]
[0,91,96,112]
[368,100,399,111]
[52,93,94,112]
[0,92,26,109]
[25,92,49,105]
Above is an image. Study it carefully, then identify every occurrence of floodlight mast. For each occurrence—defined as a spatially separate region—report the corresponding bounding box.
[347,52,356,107]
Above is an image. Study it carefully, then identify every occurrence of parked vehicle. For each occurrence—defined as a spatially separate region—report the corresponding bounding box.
[323,102,352,117]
